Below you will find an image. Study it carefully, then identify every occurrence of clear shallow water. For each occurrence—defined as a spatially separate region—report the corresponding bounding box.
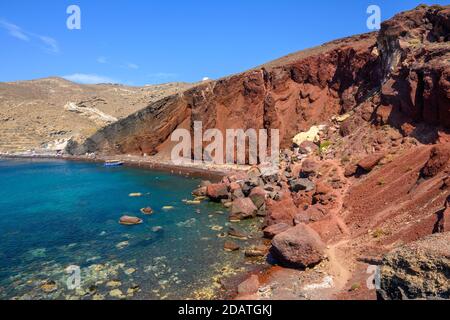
[0,159,256,300]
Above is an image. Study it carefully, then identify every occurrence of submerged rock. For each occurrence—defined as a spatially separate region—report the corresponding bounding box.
[140,207,153,215]
[224,241,240,252]
[227,226,248,240]
[119,216,143,225]
[128,193,142,197]
[40,280,57,293]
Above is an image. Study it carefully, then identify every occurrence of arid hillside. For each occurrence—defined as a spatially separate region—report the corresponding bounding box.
[0,77,193,153]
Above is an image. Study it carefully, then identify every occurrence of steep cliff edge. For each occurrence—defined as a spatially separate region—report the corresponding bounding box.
[71,5,449,159]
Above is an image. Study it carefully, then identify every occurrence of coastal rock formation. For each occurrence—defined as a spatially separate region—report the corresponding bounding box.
[377,232,450,300]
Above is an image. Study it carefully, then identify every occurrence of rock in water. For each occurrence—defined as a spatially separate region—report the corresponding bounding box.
[224,241,240,252]
[119,216,143,225]
[271,223,326,268]
[377,232,450,300]
[140,207,153,215]
[229,198,258,221]
[206,183,229,202]
[237,275,260,295]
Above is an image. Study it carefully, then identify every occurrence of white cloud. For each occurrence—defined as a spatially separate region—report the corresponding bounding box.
[126,62,139,70]
[97,56,108,64]
[37,35,59,54]
[0,19,29,41]
[0,19,59,54]
[63,73,118,84]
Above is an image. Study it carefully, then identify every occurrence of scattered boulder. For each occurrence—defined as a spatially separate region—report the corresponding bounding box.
[245,245,267,257]
[206,183,229,202]
[265,194,298,226]
[263,223,291,239]
[344,163,358,177]
[237,275,260,295]
[289,178,315,192]
[298,141,318,154]
[119,216,143,225]
[41,280,57,293]
[271,223,326,268]
[378,232,450,300]
[192,186,207,197]
[227,226,248,239]
[140,207,153,215]
[301,160,318,177]
[230,198,258,221]
[224,241,240,252]
[249,187,266,209]
[357,153,385,172]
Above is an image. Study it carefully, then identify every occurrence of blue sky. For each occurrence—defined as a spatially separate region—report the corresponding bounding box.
[0,0,447,86]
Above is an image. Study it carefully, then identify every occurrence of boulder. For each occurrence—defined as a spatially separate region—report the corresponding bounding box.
[357,153,385,172]
[224,241,240,252]
[301,160,318,177]
[230,198,258,221]
[289,178,315,192]
[263,223,291,239]
[192,186,207,197]
[237,275,260,295]
[227,226,248,239]
[119,216,143,225]
[270,223,326,268]
[344,163,358,177]
[265,194,298,226]
[249,187,266,209]
[206,183,229,202]
[298,141,318,154]
[377,232,450,300]
[244,245,267,257]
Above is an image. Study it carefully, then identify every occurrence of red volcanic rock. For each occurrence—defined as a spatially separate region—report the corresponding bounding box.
[206,183,229,202]
[315,181,333,195]
[119,216,143,226]
[301,159,318,177]
[192,186,207,197]
[230,198,258,221]
[237,275,260,295]
[290,163,302,179]
[421,144,450,178]
[249,187,266,209]
[224,241,240,252]
[263,223,291,239]
[436,197,450,233]
[344,163,358,177]
[271,223,326,268]
[357,153,385,172]
[298,141,319,154]
[265,193,298,226]
[293,212,310,225]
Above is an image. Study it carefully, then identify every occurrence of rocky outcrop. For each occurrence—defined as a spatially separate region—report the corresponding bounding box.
[377,232,450,300]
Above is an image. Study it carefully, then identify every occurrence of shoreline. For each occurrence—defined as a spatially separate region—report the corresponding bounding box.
[0,153,249,181]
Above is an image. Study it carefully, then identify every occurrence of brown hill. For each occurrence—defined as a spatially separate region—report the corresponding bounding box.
[0,77,193,153]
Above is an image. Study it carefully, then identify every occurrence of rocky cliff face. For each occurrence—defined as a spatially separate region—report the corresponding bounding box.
[72,5,449,159]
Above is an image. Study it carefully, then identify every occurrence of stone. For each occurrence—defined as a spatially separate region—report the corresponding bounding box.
[265,193,298,226]
[237,275,260,295]
[245,245,267,257]
[206,183,229,202]
[109,289,125,299]
[227,226,248,239]
[128,193,142,197]
[301,159,318,177]
[298,141,318,155]
[357,153,385,172]
[271,223,326,268]
[119,215,143,225]
[140,207,153,215]
[106,280,122,288]
[263,223,291,239]
[41,280,57,293]
[344,163,358,177]
[289,178,315,192]
[249,187,266,209]
[292,125,326,146]
[247,166,261,180]
[230,198,258,221]
[377,232,450,300]
[192,186,207,197]
[224,241,240,252]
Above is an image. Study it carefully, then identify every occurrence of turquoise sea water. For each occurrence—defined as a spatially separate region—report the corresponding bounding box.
[0,159,258,300]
